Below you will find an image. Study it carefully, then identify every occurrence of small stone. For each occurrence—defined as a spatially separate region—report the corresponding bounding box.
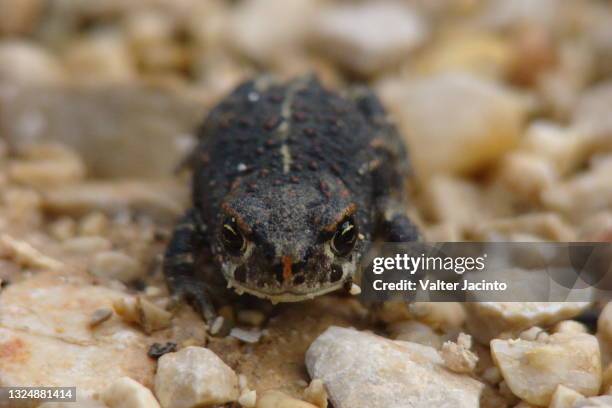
[2,187,43,228]
[8,143,86,187]
[518,326,548,341]
[414,31,512,79]
[89,308,113,328]
[210,315,225,335]
[465,302,590,343]
[62,236,112,255]
[549,385,584,408]
[101,377,161,408]
[147,342,177,359]
[304,379,328,408]
[553,320,588,334]
[79,212,109,236]
[238,389,257,408]
[256,390,317,408]
[154,346,239,408]
[378,73,526,180]
[469,212,576,242]
[63,33,136,83]
[348,283,361,296]
[228,0,316,67]
[113,296,172,334]
[90,251,141,283]
[306,326,484,408]
[124,11,187,74]
[422,175,489,227]
[440,333,478,374]
[542,157,612,222]
[0,234,63,271]
[49,217,77,241]
[230,327,262,344]
[491,332,602,406]
[0,40,64,83]
[311,2,427,76]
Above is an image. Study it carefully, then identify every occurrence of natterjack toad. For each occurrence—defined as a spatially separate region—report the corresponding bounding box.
[164,76,419,322]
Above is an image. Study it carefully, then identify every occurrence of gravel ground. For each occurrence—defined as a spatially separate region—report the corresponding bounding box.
[1,1,612,407]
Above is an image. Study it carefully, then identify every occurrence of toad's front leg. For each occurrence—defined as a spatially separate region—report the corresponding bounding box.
[375,196,421,243]
[164,208,224,324]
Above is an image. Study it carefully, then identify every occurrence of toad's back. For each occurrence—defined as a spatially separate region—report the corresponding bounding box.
[192,76,383,221]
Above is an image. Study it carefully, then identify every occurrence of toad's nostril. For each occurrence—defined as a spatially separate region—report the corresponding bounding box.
[293,274,305,285]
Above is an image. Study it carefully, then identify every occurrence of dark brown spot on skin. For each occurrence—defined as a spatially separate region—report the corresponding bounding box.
[303,128,316,137]
[330,265,343,282]
[263,117,280,130]
[293,111,307,122]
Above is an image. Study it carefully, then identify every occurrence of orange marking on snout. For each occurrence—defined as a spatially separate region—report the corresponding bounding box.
[282,255,293,282]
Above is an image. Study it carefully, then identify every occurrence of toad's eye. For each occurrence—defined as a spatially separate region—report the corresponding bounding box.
[222,218,246,255]
[331,217,358,257]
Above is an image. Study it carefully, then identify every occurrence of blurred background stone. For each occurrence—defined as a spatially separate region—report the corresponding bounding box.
[0,84,203,178]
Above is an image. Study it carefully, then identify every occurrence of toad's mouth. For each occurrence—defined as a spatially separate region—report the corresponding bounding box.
[225,278,346,303]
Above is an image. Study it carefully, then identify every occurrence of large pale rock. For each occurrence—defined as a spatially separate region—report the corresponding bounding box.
[378,73,526,180]
[305,326,484,408]
[0,272,156,397]
[0,84,202,178]
[310,2,427,76]
[465,302,591,343]
[155,346,239,408]
[491,332,602,406]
